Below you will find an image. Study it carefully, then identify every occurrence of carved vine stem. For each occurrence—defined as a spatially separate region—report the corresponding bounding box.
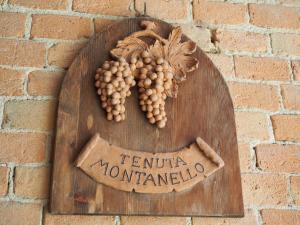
[130,30,168,45]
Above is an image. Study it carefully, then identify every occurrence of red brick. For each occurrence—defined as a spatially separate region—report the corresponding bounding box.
[271,115,300,141]
[261,209,300,225]
[0,166,9,196]
[228,82,280,110]
[235,112,269,141]
[272,34,300,56]
[94,19,114,33]
[0,132,46,163]
[281,84,300,111]
[208,54,234,77]
[193,208,257,225]
[181,25,216,53]
[0,12,26,38]
[28,70,64,97]
[0,202,42,225]
[136,0,189,20]
[249,4,300,29]
[121,216,188,225]
[292,61,300,81]
[238,143,252,173]
[44,211,115,225]
[48,42,86,68]
[3,100,57,131]
[31,14,93,40]
[15,166,50,199]
[256,144,300,173]
[291,176,300,205]
[0,68,24,96]
[242,173,288,206]
[9,0,68,9]
[278,0,300,6]
[193,0,247,25]
[234,56,289,81]
[0,39,46,68]
[216,30,268,53]
[73,0,133,16]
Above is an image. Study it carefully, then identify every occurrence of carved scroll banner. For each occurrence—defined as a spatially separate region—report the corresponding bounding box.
[76,134,224,194]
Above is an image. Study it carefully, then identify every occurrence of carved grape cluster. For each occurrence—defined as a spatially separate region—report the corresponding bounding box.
[95,58,136,122]
[135,52,173,128]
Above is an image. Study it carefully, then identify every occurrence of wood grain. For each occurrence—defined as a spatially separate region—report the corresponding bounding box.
[50,18,244,216]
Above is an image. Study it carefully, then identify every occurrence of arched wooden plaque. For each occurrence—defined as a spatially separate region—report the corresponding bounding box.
[50,18,244,216]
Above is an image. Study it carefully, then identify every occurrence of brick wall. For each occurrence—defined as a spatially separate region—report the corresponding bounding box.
[0,0,299,225]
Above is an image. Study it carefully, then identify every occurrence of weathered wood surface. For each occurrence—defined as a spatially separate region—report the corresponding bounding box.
[75,134,224,194]
[50,18,244,216]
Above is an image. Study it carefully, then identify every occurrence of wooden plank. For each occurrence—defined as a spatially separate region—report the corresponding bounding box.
[50,18,244,216]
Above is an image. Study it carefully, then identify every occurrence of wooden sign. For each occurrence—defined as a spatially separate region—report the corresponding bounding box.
[76,134,224,193]
[50,18,244,217]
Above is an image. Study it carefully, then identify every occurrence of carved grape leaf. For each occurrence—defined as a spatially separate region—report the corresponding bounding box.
[165,27,198,82]
[110,36,148,61]
[166,27,182,53]
[147,40,165,59]
[145,27,198,97]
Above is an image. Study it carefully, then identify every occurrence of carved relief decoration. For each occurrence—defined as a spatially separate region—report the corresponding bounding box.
[76,134,224,194]
[94,21,199,128]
